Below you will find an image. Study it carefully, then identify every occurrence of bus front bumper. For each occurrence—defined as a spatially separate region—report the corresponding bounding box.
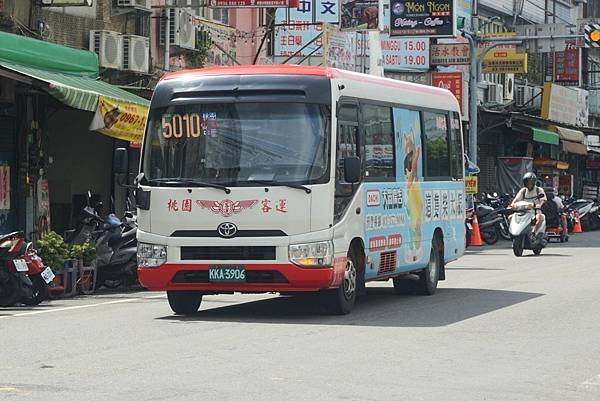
[138,261,346,293]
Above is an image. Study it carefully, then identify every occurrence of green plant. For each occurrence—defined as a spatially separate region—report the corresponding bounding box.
[70,242,97,266]
[37,231,69,273]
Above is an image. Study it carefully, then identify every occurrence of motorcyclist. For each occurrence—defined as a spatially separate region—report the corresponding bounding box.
[551,188,569,240]
[511,172,547,235]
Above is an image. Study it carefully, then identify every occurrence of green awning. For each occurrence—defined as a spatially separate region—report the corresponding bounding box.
[0,30,98,77]
[532,128,560,146]
[0,61,149,112]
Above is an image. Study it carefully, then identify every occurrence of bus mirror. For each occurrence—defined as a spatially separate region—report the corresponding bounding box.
[113,148,128,175]
[344,156,361,183]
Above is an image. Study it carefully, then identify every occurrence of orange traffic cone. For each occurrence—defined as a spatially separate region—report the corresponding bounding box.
[572,211,583,234]
[470,214,484,246]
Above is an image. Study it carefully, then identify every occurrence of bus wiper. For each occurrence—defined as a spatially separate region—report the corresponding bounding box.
[148,178,231,194]
[246,180,312,194]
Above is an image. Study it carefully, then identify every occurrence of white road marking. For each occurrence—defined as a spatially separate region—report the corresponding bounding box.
[0,294,166,319]
[581,374,600,388]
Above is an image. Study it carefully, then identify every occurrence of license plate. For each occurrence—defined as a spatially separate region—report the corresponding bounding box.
[208,266,246,282]
[41,267,55,284]
[13,259,28,272]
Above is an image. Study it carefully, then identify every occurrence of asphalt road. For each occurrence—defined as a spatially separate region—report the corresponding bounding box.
[1,232,599,401]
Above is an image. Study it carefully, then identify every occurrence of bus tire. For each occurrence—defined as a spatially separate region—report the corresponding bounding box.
[167,291,203,315]
[416,236,442,296]
[322,248,358,315]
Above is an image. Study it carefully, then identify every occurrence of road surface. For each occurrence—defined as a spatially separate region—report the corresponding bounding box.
[1,232,599,401]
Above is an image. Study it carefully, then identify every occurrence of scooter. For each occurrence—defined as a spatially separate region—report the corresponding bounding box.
[509,194,548,257]
[94,213,138,289]
[0,232,54,306]
[19,242,55,306]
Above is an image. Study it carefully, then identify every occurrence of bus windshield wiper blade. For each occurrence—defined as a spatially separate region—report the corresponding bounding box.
[246,180,312,194]
[148,179,231,194]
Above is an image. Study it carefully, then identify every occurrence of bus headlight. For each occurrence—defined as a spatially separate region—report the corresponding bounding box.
[138,243,167,268]
[289,241,333,267]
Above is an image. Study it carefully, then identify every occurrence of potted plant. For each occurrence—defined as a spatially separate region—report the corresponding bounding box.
[36,231,70,297]
[70,242,97,294]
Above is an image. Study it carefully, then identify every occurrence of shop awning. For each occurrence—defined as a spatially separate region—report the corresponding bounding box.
[0,61,148,112]
[562,140,588,155]
[532,128,560,145]
[533,158,569,170]
[553,126,585,143]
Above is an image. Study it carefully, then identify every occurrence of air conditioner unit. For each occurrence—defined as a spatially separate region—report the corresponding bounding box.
[503,74,514,101]
[122,35,149,73]
[486,83,504,104]
[89,30,123,70]
[532,86,543,109]
[174,9,196,50]
[515,84,528,106]
[117,0,151,11]
[160,8,196,50]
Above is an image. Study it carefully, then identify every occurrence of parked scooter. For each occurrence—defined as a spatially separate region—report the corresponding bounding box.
[565,198,598,231]
[65,192,138,289]
[474,193,512,245]
[509,193,548,256]
[0,232,54,306]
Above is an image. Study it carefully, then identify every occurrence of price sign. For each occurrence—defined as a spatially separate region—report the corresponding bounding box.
[381,36,430,70]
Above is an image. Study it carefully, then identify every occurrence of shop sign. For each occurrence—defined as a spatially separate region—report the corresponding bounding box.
[323,24,358,71]
[89,96,149,143]
[554,48,580,85]
[0,165,10,210]
[586,160,600,169]
[274,0,338,57]
[210,0,298,7]
[378,1,430,70]
[390,0,456,38]
[478,33,517,55]
[384,71,431,84]
[340,0,379,30]
[430,43,470,65]
[541,83,579,126]
[465,175,477,194]
[432,72,463,113]
[481,53,528,74]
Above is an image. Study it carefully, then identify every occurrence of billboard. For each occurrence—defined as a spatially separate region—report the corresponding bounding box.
[340,0,379,30]
[432,72,463,113]
[274,0,339,57]
[390,0,456,37]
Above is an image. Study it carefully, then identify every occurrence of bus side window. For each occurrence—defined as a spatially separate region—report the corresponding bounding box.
[422,111,451,180]
[449,112,463,179]
[361,103,395,181]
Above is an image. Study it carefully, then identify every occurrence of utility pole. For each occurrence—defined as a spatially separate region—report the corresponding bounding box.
[164,0,171,71]
[461,21,582,167]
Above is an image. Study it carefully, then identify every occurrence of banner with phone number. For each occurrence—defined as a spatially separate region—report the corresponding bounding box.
[89,96,148,143]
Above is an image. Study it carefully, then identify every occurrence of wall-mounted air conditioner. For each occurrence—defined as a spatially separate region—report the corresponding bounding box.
[117,0,151,12]
[503,74,514,101]
[89,30,123,70]
[160,8,196,50]
[486,83,504,104]
[122,35,149,73]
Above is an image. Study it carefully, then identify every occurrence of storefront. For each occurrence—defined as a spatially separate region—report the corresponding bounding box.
[0,31,149,238]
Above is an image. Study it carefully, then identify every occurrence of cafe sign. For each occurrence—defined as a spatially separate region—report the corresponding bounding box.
[390,0,456,38]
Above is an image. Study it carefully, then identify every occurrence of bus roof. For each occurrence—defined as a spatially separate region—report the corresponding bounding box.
[161,65,454,100]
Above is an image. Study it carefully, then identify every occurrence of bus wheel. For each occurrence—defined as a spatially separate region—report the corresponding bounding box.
[167,291,203,315]
[322,249,358,315]
[416,237,442,295]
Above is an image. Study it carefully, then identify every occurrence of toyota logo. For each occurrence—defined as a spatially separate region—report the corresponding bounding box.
[217,222,238,238]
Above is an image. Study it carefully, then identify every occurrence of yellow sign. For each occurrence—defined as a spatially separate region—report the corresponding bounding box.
[477,32,517,56]
[89,96,148,143]
[481,53,528,74]
[465,176,478,194]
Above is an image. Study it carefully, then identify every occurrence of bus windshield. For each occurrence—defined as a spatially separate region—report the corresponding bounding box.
[142,102,330,186]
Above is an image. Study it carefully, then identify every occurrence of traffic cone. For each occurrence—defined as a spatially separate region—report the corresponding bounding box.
[573,211,583,234]
[470,214,484,246]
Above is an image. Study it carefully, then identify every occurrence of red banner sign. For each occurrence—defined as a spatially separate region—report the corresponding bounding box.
[431,72,463,113]
[554,48,580,84]
[210,0,298,7]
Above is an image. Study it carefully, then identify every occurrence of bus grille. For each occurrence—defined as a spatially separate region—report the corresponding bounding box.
[378,251,397,274]
[180,246,276,261]
[172,270,288,284]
